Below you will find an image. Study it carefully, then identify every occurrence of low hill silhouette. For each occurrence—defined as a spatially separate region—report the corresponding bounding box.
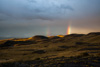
[0,32,100,48]
[87,32,100,35]
[29,35,48,41]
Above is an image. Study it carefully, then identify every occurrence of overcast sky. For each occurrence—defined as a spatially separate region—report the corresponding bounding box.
[0,0,100,37]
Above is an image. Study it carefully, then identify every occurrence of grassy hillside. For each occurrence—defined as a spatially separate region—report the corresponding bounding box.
[0,32,100,67]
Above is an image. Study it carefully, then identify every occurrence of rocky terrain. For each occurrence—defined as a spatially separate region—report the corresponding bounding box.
[0,32,100,67]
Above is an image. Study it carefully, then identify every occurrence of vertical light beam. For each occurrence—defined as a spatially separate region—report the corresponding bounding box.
[66,25,71,35]
[47,27,50,37]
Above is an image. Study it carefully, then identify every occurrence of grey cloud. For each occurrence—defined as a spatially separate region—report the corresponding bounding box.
[60,5,74,11]
[0,0,100,37]
[0,0,74,20]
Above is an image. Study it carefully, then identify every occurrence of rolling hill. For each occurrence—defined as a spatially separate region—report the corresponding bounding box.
[0,32,100,67]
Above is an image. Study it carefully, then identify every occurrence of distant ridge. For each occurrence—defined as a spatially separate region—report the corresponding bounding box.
[0,32,100,41]
[87,32,100,35]
[0,32,100,48]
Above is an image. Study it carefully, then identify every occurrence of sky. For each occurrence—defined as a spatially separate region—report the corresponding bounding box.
[0,0,100,37]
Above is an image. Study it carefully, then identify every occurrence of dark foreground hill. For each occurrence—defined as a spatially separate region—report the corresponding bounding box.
[0,32,100,67]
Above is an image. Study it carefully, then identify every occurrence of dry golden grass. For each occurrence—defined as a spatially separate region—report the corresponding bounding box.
[0,32,100,64]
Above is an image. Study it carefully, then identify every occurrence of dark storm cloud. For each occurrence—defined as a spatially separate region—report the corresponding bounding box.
[0,0,100,37]
[0,0,74,21]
